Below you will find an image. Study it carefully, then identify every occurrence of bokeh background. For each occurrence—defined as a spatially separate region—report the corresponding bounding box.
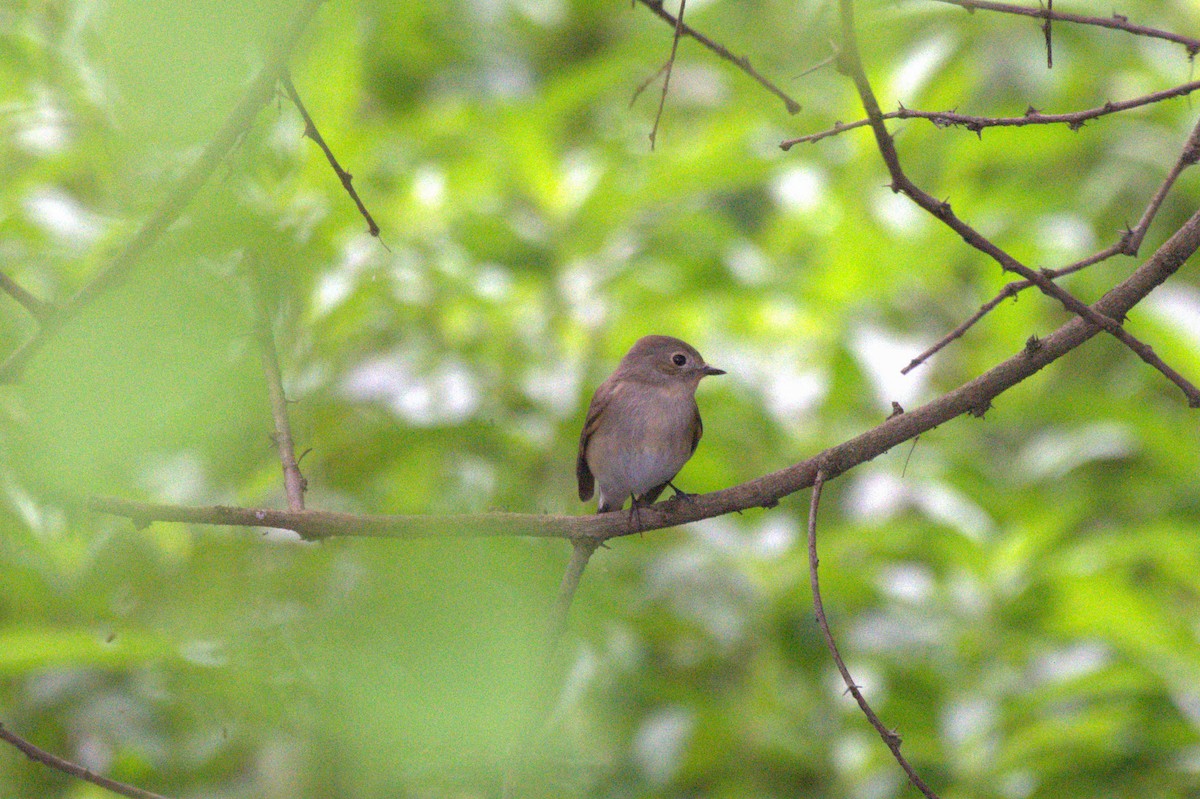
[3,0,1200,796]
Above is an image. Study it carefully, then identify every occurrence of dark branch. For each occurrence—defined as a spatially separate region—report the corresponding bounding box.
[648,0,687,150]
[0,722,172,799]
[78,205,1200,544]
[806,469,940,798]
[783,80,1200,148]
[633,0,801,114]
[0,0,327,385]
[280,71,382,239]
[834,0,1200,406]
[929,0,1200,56]
[902,116,1200,373]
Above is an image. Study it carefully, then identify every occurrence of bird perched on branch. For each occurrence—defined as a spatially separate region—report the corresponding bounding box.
[577,335,724,518]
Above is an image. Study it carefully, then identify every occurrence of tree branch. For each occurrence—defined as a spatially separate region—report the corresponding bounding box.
[902,114,1200,373]
[0,722,173,799]
[633,0,801,114]
[0,0,327,385]
[248,265,307,512]
[647,0,687,150]
[0,271,50,321]
[78,204,1200,542]
[928,0,1200,56]
[545,538,600,653]
[280,71,382,239]
[806,470,940,798]
[834,0,1200,407]
[782,80,1200,148]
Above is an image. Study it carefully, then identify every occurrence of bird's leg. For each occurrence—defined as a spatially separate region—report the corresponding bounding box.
[627,494,644,533]
[666,480,694,502]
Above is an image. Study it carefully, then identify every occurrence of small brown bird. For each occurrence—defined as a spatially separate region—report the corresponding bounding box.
[577,335,724,514]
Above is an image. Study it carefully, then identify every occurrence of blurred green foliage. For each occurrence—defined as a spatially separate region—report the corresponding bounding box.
[3,0,1200,797]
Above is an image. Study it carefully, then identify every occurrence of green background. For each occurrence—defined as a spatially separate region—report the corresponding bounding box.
[3,0,1200,796]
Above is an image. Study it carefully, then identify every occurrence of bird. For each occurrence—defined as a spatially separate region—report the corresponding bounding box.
[576,335,724,518]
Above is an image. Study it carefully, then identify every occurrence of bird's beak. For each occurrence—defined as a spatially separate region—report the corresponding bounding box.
[702,365,726,376]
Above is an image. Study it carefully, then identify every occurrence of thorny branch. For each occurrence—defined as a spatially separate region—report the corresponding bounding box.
[806,470,940,798]
[248,261,307,512]
[78,201,1200,543]
[781,79,1200,148]
[831,0,1200,407]
[928,0,1200,56]
[903,116,1200,373]
[280,71,383,239]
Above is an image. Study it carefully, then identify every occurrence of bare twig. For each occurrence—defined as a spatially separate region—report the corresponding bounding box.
[1043,0,1053,69]
[806,470,940,798]
[78,204,1200,543]
[0,722,172,799]
[782,80,1200,148]
[648,0,687,150]
[280,71,382,239]
[545,538,600,651]
[0,0,327,385]
[633,0,801,114]
[248,264,306,512]
[902,115,1200,373]
[834,0,1200,406]
[0,271,50,320]
[928,0,1200,56]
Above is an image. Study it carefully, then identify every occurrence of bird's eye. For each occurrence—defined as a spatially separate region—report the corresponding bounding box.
[672,353,687,366]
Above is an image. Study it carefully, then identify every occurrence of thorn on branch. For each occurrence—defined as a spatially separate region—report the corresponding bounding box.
[969,401,992,419]
[1068,119,1086,132]
[1024,334,1043,355]
[761,498,780,510]
[888,402,905,419]
[1025,105,1040,117]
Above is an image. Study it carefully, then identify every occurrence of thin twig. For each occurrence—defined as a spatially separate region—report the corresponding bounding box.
[901,115,1200,373]
[1043,0,1053,69]
[0,722,172,799]
[0,0,327,385]
[929,0,1200,56]
[546,538,601,653]
[648,0,687,150]
[806,470,940,798]
[835,0,1200,406]
[633,0,801,114]
[248,263,306,512]
[76,205,1200,542]
[280,71,383,239]
[0,271,50,320]
[782,80,1200,148]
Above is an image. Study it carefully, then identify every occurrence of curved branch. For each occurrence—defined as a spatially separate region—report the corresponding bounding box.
[80,206,1200,541]
[902,114,1200,373]
[834,0,1200,406]
[806,470,939,798]
[0,0,327,385]
[0,722,172,799]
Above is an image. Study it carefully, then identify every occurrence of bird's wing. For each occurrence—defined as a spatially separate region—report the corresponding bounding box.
[576,379,616,501]
[690,403,703,455]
